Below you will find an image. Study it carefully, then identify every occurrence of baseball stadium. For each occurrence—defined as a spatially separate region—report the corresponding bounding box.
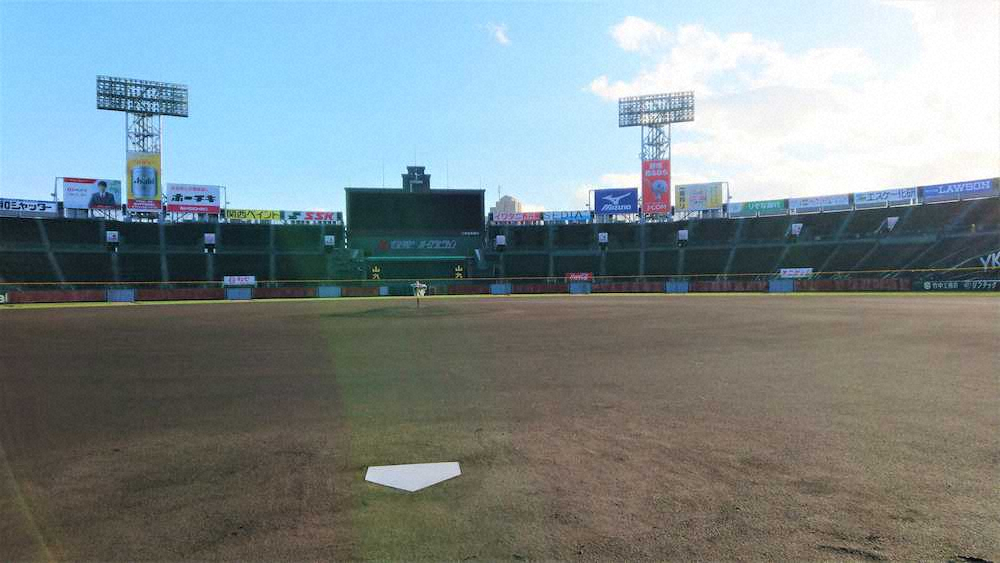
[2,2,999,562]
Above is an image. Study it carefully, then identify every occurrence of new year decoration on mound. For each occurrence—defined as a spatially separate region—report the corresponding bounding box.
[365,462,461,492]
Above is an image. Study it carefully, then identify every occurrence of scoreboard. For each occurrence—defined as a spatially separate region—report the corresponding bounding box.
[346,188,484,234]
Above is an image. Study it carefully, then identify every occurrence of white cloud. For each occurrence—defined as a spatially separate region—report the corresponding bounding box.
[591,6,1000,201]
[522,202,545,212]
[488,23,510,46]
[599,172,640,187]
[610,16,669,52]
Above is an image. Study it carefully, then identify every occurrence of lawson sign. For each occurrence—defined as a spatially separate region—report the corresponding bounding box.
[594,188,638,214]
[922,179,996,202]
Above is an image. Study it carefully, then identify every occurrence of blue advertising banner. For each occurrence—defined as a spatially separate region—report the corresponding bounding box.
[853,187,918,208]
[921,179,996,202]
[593,188,638,214]
[543,210,591,223]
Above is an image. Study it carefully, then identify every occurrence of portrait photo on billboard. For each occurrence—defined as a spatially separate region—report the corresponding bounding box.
[62,178,122,209]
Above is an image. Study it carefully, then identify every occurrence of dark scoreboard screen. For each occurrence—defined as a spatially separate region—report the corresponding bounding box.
[347,189,484,233]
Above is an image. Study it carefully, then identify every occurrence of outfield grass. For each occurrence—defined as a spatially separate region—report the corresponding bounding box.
[1,295,998,560]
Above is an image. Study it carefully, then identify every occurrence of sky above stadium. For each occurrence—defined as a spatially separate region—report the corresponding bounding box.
[1,0,997,213]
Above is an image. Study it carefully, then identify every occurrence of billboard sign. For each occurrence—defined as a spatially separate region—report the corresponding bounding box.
[542,210,590,224]
[166,184,221,214]
[223,275,257,287]
[730,199,787,217]
[779,268,814,278]
[917,279,1000,292]
[126,152,162,211]
[63,178,122,209]
[0,198,58,217]
[979,249,1000,269]
[676,182,724,212]
[492,212,542,223]
[376,239,459,252]
[594,188,638,214]
[225,208,281,221]
[788,194,850,212]
[853,187,917,208]
[642,159,671,214]
[922,179,996,202]
[282,210,344,223]
[565,272,594,282]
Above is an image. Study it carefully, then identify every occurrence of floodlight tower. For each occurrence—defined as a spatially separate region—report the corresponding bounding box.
[618,91,694,162]
[97,76,188,212]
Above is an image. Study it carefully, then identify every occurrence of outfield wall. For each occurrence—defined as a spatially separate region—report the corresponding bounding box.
[3,275,997,305]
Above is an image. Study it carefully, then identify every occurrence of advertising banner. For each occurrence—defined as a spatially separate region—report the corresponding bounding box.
[730,199,787,217]
[492,212,542,223]
[542,210,590,224]
[166,184,221,214]
[565,272,594,282]
[376,239,458,251]
[641,159,671,214]
[779,268,814,278]
[225,208,281,221]
[0,198,58,217]
[979,249,1000,269]
[282,210,344,223]
[126,152,162,211]
[916,279,1000,292]
[223,275,257,287]
[853,187,917,208]
[676,182,724,212]
[921,179,996,202]
[788,194,850,212]
[62,177,122,209]
[594,188,638,214]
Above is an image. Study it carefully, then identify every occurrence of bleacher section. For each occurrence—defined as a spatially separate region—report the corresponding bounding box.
[1,196,995,285]
[113,222,161,248]
[165,223,213,248]
[0,252,55,282]
[0,218,43,246]
[729,246,785,276]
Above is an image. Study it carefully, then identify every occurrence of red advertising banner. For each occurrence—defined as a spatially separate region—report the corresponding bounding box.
[492,212,542,224]
[642,159,671,214]
[564,272,593,282]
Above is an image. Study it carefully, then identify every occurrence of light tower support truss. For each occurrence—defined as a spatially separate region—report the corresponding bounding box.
[618,91,694,163]
[97,75,188,154]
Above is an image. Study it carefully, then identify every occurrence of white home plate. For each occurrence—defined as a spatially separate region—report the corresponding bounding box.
[365,462,461,492]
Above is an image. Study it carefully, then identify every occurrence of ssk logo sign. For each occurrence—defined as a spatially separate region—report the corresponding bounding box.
[980,250,1000,269]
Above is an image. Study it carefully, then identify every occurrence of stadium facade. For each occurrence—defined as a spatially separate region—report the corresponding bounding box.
[0,174,998,302]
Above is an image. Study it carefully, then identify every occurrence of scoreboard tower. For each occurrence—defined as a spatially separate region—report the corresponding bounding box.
[346,167,485,282]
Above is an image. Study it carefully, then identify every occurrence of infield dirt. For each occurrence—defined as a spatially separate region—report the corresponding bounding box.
[1,294,997,561]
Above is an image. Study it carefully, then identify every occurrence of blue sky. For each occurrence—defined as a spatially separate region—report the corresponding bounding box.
[1,0,997,212]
